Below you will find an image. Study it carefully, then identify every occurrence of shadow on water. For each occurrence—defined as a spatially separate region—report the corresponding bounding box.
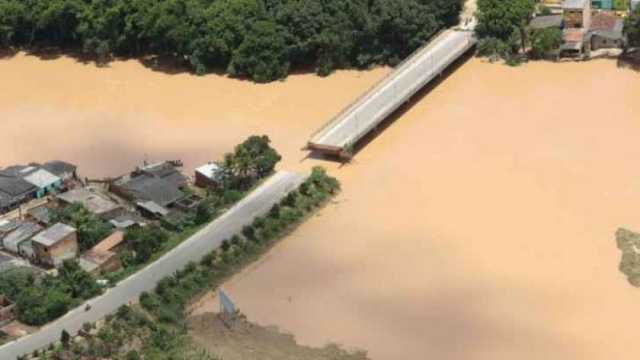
[305,47,477,165]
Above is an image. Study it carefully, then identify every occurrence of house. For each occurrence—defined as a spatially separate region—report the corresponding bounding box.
[56,187,124,220]
[0,220,21,240]
[42,161,78,182]
[110,161,187,218]
[79,231,124,275]
[564,0,592,29]
[195,163,224,189]
[27,206,52,226]
[2,221,42,255]
[560,0,592,55]
[22,168,63,198]
[0,165,62,199]
[588,11,626,50]
[0,177,36,214]
[31,223,78,268]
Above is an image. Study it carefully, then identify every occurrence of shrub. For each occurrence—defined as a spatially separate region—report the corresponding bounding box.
[529,27,562,59]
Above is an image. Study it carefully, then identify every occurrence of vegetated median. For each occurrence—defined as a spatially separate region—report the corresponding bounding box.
[0,0,462,82]
[0,135,282,330]
[25,166,353,360]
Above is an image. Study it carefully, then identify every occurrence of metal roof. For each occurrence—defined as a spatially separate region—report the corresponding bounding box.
[2,222,42,252]
[123,175,184,207]
[42,161,76,178]
[23,169,60,189]
[0,177,36,197]
[32,223,76,247]
[195,163,222,180]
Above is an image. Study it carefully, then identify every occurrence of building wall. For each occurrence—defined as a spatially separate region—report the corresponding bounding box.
[564,2,592,28]
[195,172,219,189]
[593,0,614,9]
[35,180,63,199]
[591,34,624,49]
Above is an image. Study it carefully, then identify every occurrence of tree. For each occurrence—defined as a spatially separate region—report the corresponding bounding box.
[58,260,101,299]
[125,225,169,264]
[60,329,71,348]
[476,0,535,58]
[625,7,640,49]
[529,27,562,59]
[220,135,282,190]
[51,203,113,251]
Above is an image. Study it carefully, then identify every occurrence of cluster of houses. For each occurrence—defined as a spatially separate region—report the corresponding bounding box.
[534,0,639,57]
[0,159,224,283]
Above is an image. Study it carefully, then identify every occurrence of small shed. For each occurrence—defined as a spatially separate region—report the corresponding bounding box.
[195,163,223,189]
[23,168,62,198]
[31,223,78,268]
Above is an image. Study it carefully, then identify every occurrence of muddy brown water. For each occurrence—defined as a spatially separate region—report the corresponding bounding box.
[3,52,640,360]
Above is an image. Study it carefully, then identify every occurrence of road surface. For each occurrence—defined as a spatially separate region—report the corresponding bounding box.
[0,171,306,359]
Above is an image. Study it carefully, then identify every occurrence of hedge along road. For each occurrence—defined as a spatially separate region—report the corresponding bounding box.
[0,170,306,360]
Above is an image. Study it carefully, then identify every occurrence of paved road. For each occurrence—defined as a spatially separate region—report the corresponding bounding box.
[0,171,306,360]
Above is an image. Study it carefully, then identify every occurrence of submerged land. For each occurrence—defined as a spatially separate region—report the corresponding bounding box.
[2,50,640,359]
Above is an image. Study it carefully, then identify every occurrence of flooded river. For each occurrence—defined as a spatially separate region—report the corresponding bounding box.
[3,52,640,360]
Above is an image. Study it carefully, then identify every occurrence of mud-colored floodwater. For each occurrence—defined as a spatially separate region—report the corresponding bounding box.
[3,52,640,360]
[0,52,388,177]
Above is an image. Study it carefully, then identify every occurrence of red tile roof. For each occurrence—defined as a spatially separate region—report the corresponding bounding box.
[591,12,621,31]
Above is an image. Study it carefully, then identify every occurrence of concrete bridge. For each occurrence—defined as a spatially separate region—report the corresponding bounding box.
[307,25,477,158]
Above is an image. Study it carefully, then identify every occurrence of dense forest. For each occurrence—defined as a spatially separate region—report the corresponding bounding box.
[0,0,462,82]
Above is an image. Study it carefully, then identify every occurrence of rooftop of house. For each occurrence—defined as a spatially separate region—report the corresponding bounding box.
[590,12,625,38]
[42,161,77,178]
[115,161,187,206]
[91,230,124,253]
[27,206,52,225]
[563,0,589,9]
[2,221,43,250]
[0,177,36,197]
[57,187,121,215]
[32,223,76,247]
[140,161,187,188]
[23,169,61,189]
[0,219,21,235]
[121,175,185,207]
[79,249,116,273]
[530,15,564,29]
[196,163,223,180]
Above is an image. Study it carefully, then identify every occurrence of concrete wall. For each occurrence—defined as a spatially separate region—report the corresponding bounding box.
[34,232,78,268]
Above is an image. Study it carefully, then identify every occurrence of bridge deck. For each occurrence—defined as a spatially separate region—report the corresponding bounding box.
[308,29,477,157]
